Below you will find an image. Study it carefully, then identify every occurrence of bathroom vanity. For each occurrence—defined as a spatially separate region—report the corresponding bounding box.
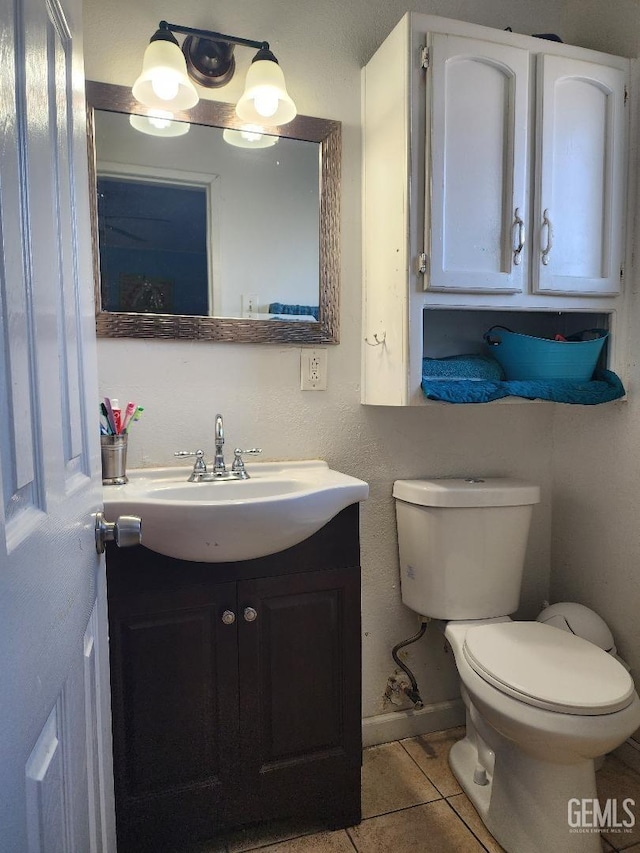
[106,504,362,851]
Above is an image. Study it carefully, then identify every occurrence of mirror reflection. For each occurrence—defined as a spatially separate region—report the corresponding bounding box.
[95,110,320,320]
[86,81,341,344]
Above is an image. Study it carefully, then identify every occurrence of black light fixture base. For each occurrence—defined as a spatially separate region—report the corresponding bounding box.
[149,26,180,47]
[251,46,279,65]
[181,35,236,88]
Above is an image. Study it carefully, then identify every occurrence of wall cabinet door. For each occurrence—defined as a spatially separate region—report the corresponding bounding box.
[533,54,626,297]
[429,34,530,295]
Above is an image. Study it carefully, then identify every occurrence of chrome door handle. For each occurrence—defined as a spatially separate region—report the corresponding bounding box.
[243,607,258,622]
[512,207,525,266]
[94,511,142,554]
[541,209,553,265]
[221,610,236,625]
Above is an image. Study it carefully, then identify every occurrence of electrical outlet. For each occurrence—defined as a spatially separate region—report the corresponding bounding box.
[241,293,259,318]
[300,348,328,390]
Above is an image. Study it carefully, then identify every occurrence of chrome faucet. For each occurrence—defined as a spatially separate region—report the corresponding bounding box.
[213,414,226,474]
[175,413,262,481]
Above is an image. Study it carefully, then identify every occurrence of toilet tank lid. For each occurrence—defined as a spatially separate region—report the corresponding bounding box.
[393,478,541,508]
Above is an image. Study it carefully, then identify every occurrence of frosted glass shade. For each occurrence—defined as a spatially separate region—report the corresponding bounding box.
[236,59,296,126]
[132,39,199,111]
[222,125,279,148]
[129,112,190,137]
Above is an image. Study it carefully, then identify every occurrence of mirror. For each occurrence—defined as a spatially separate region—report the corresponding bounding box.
[86,81,341,343]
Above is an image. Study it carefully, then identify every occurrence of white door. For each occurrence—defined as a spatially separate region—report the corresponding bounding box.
[427,34,530,295]
[0,0,115,850]
[533,54,626,297]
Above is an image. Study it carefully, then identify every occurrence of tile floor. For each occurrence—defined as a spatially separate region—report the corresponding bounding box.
[183,727,640,853]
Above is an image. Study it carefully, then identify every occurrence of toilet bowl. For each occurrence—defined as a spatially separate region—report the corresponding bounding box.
[445,618,640,853]
[393,477,640,853]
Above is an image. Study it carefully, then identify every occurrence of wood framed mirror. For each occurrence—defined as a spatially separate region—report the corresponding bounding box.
[86,81,340,343]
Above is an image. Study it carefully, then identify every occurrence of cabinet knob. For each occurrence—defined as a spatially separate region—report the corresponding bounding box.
[243,607,258,622]
[221,610,236,625]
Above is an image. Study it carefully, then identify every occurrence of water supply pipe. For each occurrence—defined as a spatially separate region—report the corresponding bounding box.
[391,618,429,709]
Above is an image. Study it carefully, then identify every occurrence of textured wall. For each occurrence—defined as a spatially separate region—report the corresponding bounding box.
[85,0,632,720]
[550,0,640,683]
[563,0,640,57]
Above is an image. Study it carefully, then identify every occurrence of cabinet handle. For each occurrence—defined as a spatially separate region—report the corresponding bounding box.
[221,610,236,625]
[243,607,258,622]
[541,209,553,265]
[512,208,525,266]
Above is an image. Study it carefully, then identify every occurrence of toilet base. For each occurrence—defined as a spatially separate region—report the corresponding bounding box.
[450,725,603,853]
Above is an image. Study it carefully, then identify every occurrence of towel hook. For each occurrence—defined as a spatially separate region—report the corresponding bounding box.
[364,331,386,347]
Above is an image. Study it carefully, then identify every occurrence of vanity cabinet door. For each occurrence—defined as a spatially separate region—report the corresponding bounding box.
[533,54,626,297]
[108,580,239,852]
[428,34,530,295]
[234,566,362,827]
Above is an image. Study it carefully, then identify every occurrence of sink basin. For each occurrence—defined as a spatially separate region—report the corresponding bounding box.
[103,460,369,562]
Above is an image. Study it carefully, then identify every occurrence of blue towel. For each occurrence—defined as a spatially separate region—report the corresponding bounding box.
[268,302,319,320]
[422,354,503,381]
[421,370,625,405]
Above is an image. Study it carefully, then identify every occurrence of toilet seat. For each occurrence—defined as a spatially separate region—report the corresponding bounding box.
[463,621,635,715]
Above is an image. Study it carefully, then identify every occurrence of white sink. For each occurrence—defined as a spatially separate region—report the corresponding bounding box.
[103,460,369,563]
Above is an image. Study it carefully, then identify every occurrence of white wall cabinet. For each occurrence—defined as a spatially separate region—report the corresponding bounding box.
[362,14,629,406]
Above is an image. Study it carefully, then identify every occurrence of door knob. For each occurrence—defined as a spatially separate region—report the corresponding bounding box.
[221,610,236,625]
[243,607,258,622]
[94,511,142,554]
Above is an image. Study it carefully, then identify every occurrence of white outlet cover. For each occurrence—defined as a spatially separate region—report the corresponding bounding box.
[300,348,328,390]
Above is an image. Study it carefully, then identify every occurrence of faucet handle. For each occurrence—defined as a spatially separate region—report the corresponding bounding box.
[231,448,262,474]
[175,449,207,475]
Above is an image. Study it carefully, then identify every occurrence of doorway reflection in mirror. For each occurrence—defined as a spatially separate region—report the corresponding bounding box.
[94,109,319,320]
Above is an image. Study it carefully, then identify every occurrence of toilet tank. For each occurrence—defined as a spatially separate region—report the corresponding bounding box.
[393,478,540,620]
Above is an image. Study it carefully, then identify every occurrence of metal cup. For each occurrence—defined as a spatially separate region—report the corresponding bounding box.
[101,434,128,485]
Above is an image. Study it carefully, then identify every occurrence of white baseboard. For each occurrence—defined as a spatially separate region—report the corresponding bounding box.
[362,706,640,760]
[362,698,465,747]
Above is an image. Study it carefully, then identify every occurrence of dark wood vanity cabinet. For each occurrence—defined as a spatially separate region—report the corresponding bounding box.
[106,504,362,852]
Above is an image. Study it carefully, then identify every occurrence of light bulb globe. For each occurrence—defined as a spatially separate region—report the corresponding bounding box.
[132,38,198,111]
[236,58,296,126]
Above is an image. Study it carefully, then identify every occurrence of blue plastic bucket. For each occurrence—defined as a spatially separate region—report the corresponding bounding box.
[483,327,608,381]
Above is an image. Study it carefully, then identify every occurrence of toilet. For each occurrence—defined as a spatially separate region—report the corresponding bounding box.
[393,477,640,853]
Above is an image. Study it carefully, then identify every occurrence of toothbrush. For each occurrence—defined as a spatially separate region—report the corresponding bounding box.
[120,401,137,433]
[125,406,144,432]
[99,404,112,434]
[103,397,118,434]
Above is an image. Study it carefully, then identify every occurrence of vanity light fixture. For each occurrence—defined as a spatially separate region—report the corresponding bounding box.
[222,125,279,149]
[132,21,297,126]
[129,111,190,137]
